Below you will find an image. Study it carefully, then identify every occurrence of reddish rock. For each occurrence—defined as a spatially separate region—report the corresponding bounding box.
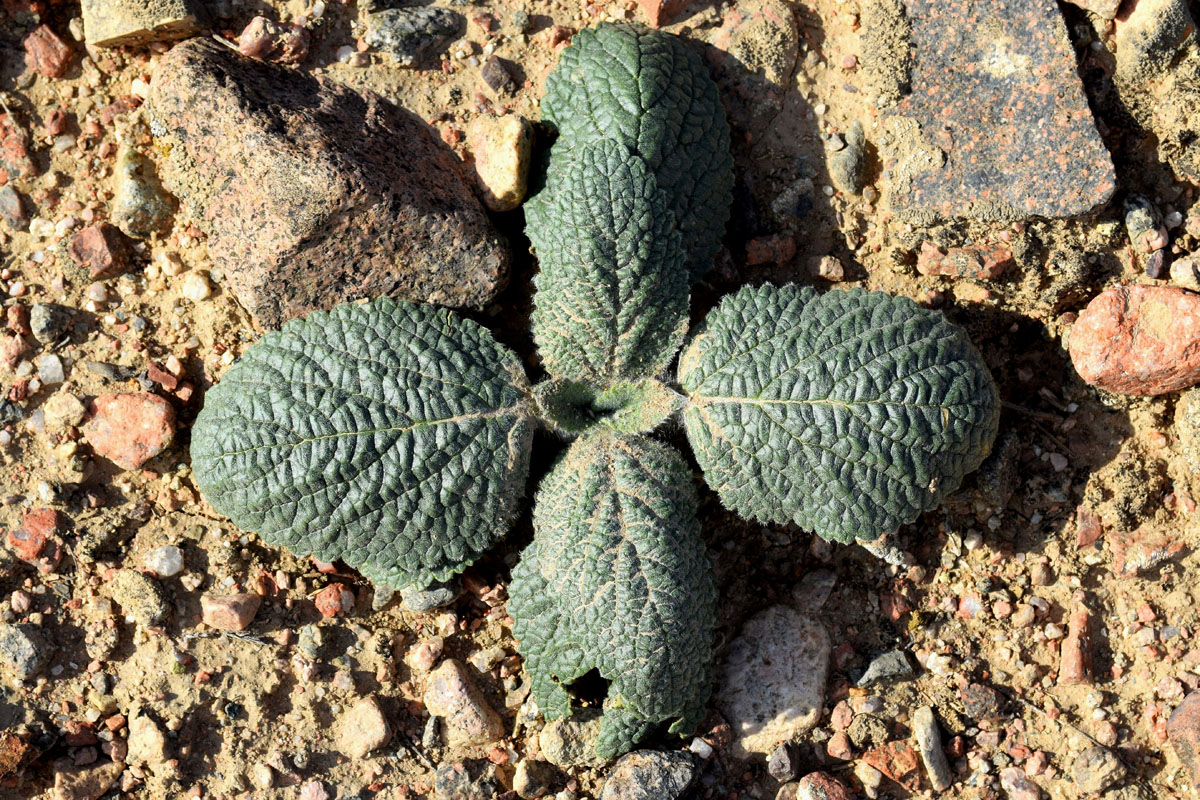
[637,0,689,26]
[916,242,1013,280]
[547,25,574,48]
[0,731,30,777]
[884,0,1114,220]
[1110,526,1187,575]
[795,771,854,800]
[814,255,847,282]
[314,583,355,617]
[6,304,29,336]
[44,108,68,136]
[98,96,142,127]
[0,333,26,370]
[69,223,132,279]
[7,509,64,573]
[1075,508,1104,549]
[1169,692,1200,786]
[200,593,262,631]
[960,682,1004,723]
[63,720,98,747]
[1059,592,1092,686]
[147,39,508,330]
[745,234,797,266]
[24,24,72,78]
[146,362,177,391]
[862,740,922,792]
[1069,285,1200,396]
[82,393,176,470]
[826,731,853,760]
[238,16,309,64]
[0,114,36,183]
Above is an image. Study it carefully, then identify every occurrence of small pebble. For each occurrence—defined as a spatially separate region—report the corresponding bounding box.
[143,545,184,578]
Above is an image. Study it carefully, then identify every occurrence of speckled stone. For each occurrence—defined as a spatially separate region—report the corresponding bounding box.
[423,659,505,747]
[717,605,830,757]
[147,39,509,330]
[1168,692,1200,786]
[1069,285,1200,396]
[884,0,1115,221]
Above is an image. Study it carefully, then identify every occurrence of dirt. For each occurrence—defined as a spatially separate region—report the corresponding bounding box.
[3,0,1200,799]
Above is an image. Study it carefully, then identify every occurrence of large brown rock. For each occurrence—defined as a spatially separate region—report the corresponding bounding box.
[1169,692,1200,787]
[1069,284,1200,396]
[147,39,508,329]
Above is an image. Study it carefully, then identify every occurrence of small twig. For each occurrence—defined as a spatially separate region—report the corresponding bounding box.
[394,730,433,769]
[183,630,274,647]
[1001,400,1061,423]
[211,34,241,52]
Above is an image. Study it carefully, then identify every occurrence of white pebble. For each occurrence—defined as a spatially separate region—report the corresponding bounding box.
[180,272,212,302]
[86,282,108,303]
[37,355,65,385]
[144,545,185,578]
[29,218,54,239]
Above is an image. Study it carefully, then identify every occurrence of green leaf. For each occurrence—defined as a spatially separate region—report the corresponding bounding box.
[191,298,536,591]
[678,284,1000,544]
[527,140,689,386]
[541,23,733,280]
[509,434,716,760]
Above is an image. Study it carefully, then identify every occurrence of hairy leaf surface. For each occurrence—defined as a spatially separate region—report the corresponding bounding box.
[509,434,716,759]
[541,23,733,279]
[191,298,535,591]
[679,285,1000,543]
[526,140,689,385]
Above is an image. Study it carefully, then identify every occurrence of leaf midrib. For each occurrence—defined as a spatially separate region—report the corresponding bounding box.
[205,405,529,458]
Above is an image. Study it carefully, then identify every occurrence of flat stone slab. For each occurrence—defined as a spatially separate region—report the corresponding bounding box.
[881,0,1115,221]
[82,0,206,48]
[148,39,509,329]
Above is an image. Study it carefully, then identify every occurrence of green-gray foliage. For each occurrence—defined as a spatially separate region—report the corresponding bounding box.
[526,140,688,385]
[678,285,1001,544]
[541,23,733,281]
[189,21,998,762]
[508,434,715,760]
[190,299,536,591]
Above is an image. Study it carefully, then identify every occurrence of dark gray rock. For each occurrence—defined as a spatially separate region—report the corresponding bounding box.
[0,624,51,680]
[0,185,29,231]
[29,303,72,344]
[365,7,464,68]
[856,649,913,687]
[433,759,500,800]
